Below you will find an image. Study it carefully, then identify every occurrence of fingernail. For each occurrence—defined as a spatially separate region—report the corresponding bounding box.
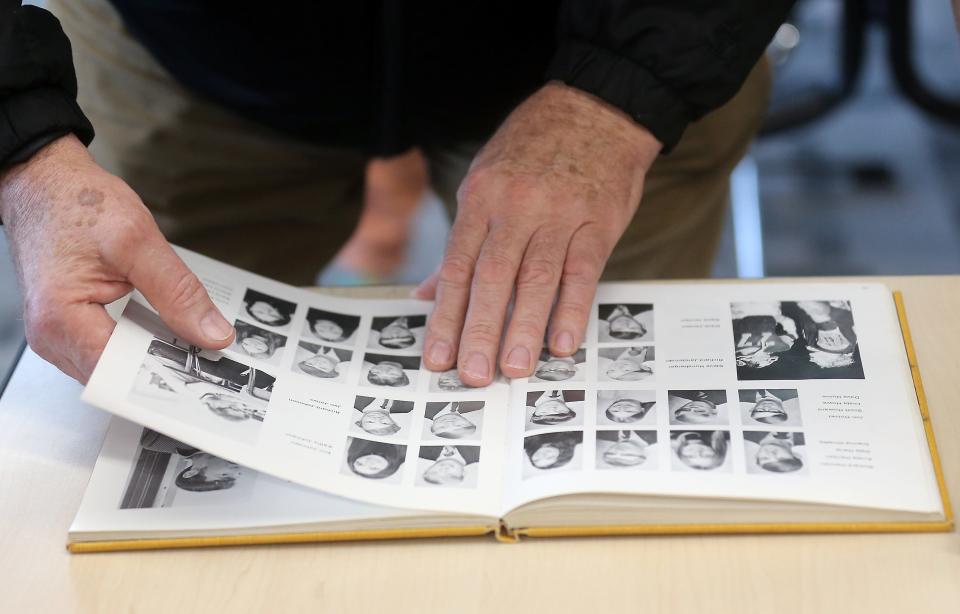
[555,331,575,354]
[505,346,530,371]
[200,310,233,341]
[427,340,453,366]
[463,352,490,381]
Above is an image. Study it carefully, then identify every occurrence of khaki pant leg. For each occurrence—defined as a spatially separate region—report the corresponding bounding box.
[51,0,367,285]
[426,58,771,281]
[603,58,772,280]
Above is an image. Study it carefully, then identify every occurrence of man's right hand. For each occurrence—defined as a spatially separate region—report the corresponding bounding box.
[0,135,234,383]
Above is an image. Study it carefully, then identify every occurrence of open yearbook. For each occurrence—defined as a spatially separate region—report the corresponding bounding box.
[69,248,952,552]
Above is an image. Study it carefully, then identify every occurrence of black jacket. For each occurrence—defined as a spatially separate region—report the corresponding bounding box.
[0,0,794,169]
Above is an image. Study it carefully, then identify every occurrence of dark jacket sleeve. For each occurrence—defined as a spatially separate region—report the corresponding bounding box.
[0,0,94,170]
[545,0,795,151]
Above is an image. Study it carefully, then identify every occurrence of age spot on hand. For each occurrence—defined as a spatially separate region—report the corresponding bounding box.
[78,187,105,208]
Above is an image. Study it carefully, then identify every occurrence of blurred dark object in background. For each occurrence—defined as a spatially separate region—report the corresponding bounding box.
[719,0,960,277]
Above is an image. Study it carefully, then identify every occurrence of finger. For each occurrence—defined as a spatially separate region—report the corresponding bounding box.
[456,225,528,386]
[422,210,488,371]
[549,224,607,355]
[411,266,440,300]
[499,226,570,377]
[124,238,234,350]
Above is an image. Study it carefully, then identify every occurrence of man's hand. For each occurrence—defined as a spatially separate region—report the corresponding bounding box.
[415,82,662,386]
[0,135,234,383]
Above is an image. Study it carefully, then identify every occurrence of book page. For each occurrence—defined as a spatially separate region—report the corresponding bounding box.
[83,248,508,517]
[71,419,466,539]
[500,282,943,517]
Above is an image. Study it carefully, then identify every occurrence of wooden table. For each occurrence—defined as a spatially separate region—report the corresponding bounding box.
[1,279,958,614]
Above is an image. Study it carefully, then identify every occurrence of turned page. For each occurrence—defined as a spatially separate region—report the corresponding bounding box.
[498,281,942,517]
[71,418,450,538]
[83,248,508,517]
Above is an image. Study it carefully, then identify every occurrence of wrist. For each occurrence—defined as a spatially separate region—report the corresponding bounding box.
[540,81,662,173]
[0,134,91,222]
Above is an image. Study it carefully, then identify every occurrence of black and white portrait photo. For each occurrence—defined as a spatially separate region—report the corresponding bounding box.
[597,303,654,343]
[230,320,287,366]
[128,313,275,445]
[241,288,296,330]
[525,389,585,431]
[119,429,255,509]
[668,390,728,426]
[529,348,587,383]
[597,346,655,382]
[341,437,407,484]
[367,315,427,351]
[415,445,481,488]
[291,341,352,383]
[429,368,470,393]
[349,396,414,439]
[596,389,657,426]
[302,307,361,345]
[359,352,421,391]
[731,300,864,380]
[670,430,731,472]
[744,431,807,474]
[595,430,658,470]
[739,389,802,426]
[522,431,584,478]
[421,401,484,441]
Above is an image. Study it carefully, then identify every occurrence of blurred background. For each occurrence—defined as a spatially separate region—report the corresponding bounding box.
[3,0,960,382]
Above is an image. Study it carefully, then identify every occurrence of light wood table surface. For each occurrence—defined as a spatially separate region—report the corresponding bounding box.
[1,279,958,614]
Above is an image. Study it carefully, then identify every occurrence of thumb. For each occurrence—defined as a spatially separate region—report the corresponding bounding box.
[126,240,234,349]
[411,266,440,300]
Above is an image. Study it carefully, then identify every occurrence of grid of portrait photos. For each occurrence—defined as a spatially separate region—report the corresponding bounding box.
[340,395,486,488]
[129,278,492,490]
[332,311,484,489]
[518,301,813,479]
[661,384,807,475]
[738,388,807,475]
[520,303,658,479]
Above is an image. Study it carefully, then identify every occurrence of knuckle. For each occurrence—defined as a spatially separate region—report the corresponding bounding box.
[456,169,490,207]
[501,179,537,204]
[167,272,208,312]
[508,317,546,344]
[438,253,475,288]
[563,255,602,285]
[516,257,559,291]
[474,253,515,286]
[461,320,500,347]
[101,216,153,264]
[426,310,463,335]
[553,299,589,324]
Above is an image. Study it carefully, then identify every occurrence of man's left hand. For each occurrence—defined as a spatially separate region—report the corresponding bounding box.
[415,82,662,386]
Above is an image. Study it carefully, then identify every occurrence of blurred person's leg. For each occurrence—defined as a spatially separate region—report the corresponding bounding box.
[426,58,771,280]
[52,0,367,286]
[329,149,428,283]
